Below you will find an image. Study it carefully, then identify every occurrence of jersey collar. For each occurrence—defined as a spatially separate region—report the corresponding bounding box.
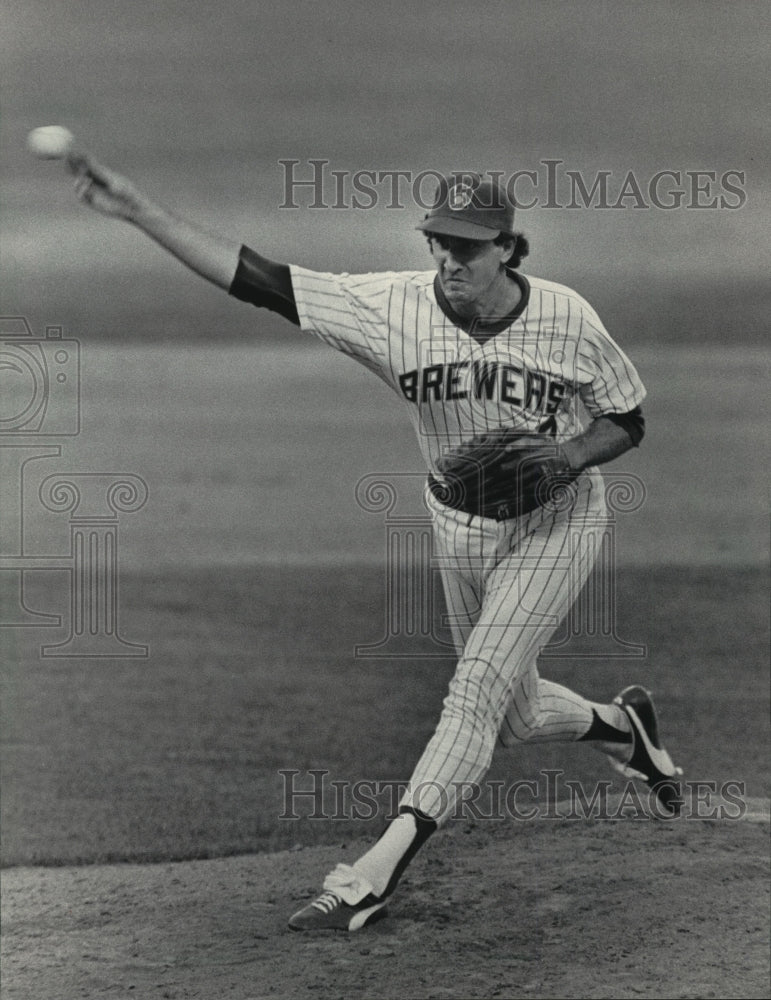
[433,269,530,340]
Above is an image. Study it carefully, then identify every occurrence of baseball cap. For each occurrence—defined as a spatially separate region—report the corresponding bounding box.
[416,172,515,240]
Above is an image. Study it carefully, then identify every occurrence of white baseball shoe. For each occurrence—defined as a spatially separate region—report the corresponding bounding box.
[288,864,388,932]
[609,685,684,816]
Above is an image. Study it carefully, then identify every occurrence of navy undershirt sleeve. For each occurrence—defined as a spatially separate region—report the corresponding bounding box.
[605,406,645,446]
[228,244,299,325]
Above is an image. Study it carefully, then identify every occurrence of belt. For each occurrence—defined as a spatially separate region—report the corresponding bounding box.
[427,473,520,522]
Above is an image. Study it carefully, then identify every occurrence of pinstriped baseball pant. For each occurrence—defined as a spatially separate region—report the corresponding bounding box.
[400,471,609,825]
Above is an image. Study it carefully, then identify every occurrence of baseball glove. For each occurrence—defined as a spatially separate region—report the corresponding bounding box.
[434,428,579,521]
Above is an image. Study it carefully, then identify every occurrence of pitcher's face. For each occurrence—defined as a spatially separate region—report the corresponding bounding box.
[429,234,513,312]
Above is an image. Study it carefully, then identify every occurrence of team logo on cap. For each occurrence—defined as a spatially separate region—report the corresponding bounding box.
[448,181,475,210]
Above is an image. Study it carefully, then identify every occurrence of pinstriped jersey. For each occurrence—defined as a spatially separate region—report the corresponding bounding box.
[289,265,646,473]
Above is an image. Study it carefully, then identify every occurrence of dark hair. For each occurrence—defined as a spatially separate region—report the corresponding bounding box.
[495,232,529,270]
[425,232,530,270]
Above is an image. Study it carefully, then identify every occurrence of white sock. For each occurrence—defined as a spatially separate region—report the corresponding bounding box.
[353,812,419,898]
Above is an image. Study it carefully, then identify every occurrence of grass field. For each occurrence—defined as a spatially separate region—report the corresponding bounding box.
[3,339,768,1000]
[2,339,769,868]
[2,563,769,868]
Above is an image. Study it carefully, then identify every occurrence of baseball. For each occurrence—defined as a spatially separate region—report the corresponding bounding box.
[27,125,75,160]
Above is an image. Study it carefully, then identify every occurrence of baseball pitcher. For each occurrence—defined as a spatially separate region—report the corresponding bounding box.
[68,157,683,932]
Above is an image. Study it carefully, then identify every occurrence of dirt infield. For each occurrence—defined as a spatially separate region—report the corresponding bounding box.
[3,802,769,1000]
